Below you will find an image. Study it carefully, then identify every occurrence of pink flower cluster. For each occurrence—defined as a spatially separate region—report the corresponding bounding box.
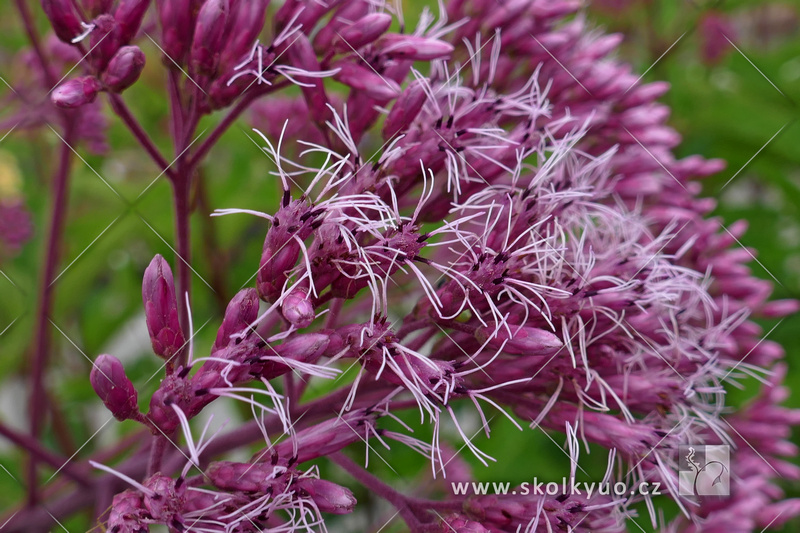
[15,0,798,531]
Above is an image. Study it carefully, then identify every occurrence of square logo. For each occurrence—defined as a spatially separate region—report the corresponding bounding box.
[678,445,730,496]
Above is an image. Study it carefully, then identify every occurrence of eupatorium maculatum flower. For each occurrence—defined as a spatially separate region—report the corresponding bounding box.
[26,0,794,531]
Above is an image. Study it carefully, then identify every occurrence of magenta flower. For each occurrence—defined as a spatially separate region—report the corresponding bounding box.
[4,0,798,532]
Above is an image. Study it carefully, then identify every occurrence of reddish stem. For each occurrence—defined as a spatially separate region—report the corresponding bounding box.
[0,422,91,486]
[13,0,58,87]
[186,82,291,171]
[172,171,192,368]
[108,94,175,179]
[27,124,75,506]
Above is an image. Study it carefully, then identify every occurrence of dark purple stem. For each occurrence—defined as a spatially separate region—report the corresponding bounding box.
[108,94,175,179]
[0,422,91,486]
[186,82,291,171]
[13,0,58,87]
[147,434,168,477]
[27,124,75,506]
[172,168,192,369]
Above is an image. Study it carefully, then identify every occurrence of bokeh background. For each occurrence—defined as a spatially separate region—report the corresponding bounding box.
[0,0,798,530]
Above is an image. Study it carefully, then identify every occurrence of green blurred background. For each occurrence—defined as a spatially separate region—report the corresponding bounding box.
[0,0,798,530]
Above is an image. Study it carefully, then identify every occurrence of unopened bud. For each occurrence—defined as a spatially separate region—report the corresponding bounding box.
[333,62,400,103]
[113,0,151,46]
[286,34,331,124]
[102,45,146,92]
[218,0,269,72]
[383,80,427,140]
[42,0,85,43]
[89,14,118,70]
[272,410,374,463]
[377,34,454,61]
[142,254,185,359]
[335,13,393,52]
[760,299,800,319]
[90,354,139,421]
[295,478,356,515]
[281,287,315,328]
[274,333,329,363]
[51,76,102,108]
[257,242,300,301]
[312,1,369,52]
[475,324,563,356]
[156,0,193,65]
[213,288,259,352]
[190,0,229,76]
[272,0,301,35]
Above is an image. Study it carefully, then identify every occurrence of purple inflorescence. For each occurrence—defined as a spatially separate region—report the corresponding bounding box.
[25,0,795,531]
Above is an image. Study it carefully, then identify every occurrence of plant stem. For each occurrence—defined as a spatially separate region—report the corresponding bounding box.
[4,383,400,529]
[147,435,168,477]
[0,422,91,486]
[108,94,175,178]
[13,0,57,87]
[186,82,290,171]
[172,171,192,368]
[27,124,75,506]
[331,453,431,530]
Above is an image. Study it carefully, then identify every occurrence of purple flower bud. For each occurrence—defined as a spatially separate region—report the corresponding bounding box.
[312,1,369,52]
[51,76,102,108]
[102,45,146,92]
[286,33,332,124]
[273,333,329,364]
[760,299,800,318]
[376,34,455,61]
[218,0,269,72]
[294,478,356,515]
[483,0,530,30]
[333,62,400,103]
[156,0,194,66]
[206,461,278,492]
[475,324,563,356]
[90,354,140,421]
[273,0,329,37]
[190,0,229,76]
[89,14,118,71]
[213,288,259,352]
[272,409,376,463]
[334,13,393,52]
[41,0,85,43]
[383,79,427,140]
[257,246,297,301]
[142,254,185,359]
[272,0,301,35]
[281,286,315,328]
[113,0,151,46]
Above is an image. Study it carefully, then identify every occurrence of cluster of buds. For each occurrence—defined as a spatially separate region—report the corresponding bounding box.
[46,0,148,108]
